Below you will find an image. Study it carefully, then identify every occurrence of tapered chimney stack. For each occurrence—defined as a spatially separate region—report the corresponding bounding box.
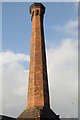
[27,2,50,109]
[18,3,60,119]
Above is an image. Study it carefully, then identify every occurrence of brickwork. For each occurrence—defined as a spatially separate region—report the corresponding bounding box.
[17,3,60,119]
[27,3,50,109]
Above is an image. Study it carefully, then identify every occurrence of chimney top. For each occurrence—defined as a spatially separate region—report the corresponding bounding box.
[29,3,45,14]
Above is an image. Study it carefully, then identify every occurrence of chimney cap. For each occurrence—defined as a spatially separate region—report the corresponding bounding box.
[29,2,45,14]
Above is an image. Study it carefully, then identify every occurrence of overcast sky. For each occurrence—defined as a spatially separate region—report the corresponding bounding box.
[0,2,78,118]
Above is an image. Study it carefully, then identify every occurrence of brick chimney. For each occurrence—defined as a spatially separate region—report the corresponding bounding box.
[17,3,60,119]
[27,2,50,109]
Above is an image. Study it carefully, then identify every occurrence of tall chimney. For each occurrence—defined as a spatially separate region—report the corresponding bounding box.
[17,3,60,119]
[27,2,50,109]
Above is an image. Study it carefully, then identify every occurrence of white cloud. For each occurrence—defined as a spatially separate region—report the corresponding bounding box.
[2,62,29,117]
[0,51,29,117]
[53,19,78,37]
[47,38,78,118]
[0,51,30,65]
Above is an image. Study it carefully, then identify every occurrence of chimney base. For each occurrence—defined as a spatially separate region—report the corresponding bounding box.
[17,106,60,120]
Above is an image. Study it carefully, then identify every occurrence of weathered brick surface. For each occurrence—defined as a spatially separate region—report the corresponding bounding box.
[17,3,60,120]
[27,4,50,109]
